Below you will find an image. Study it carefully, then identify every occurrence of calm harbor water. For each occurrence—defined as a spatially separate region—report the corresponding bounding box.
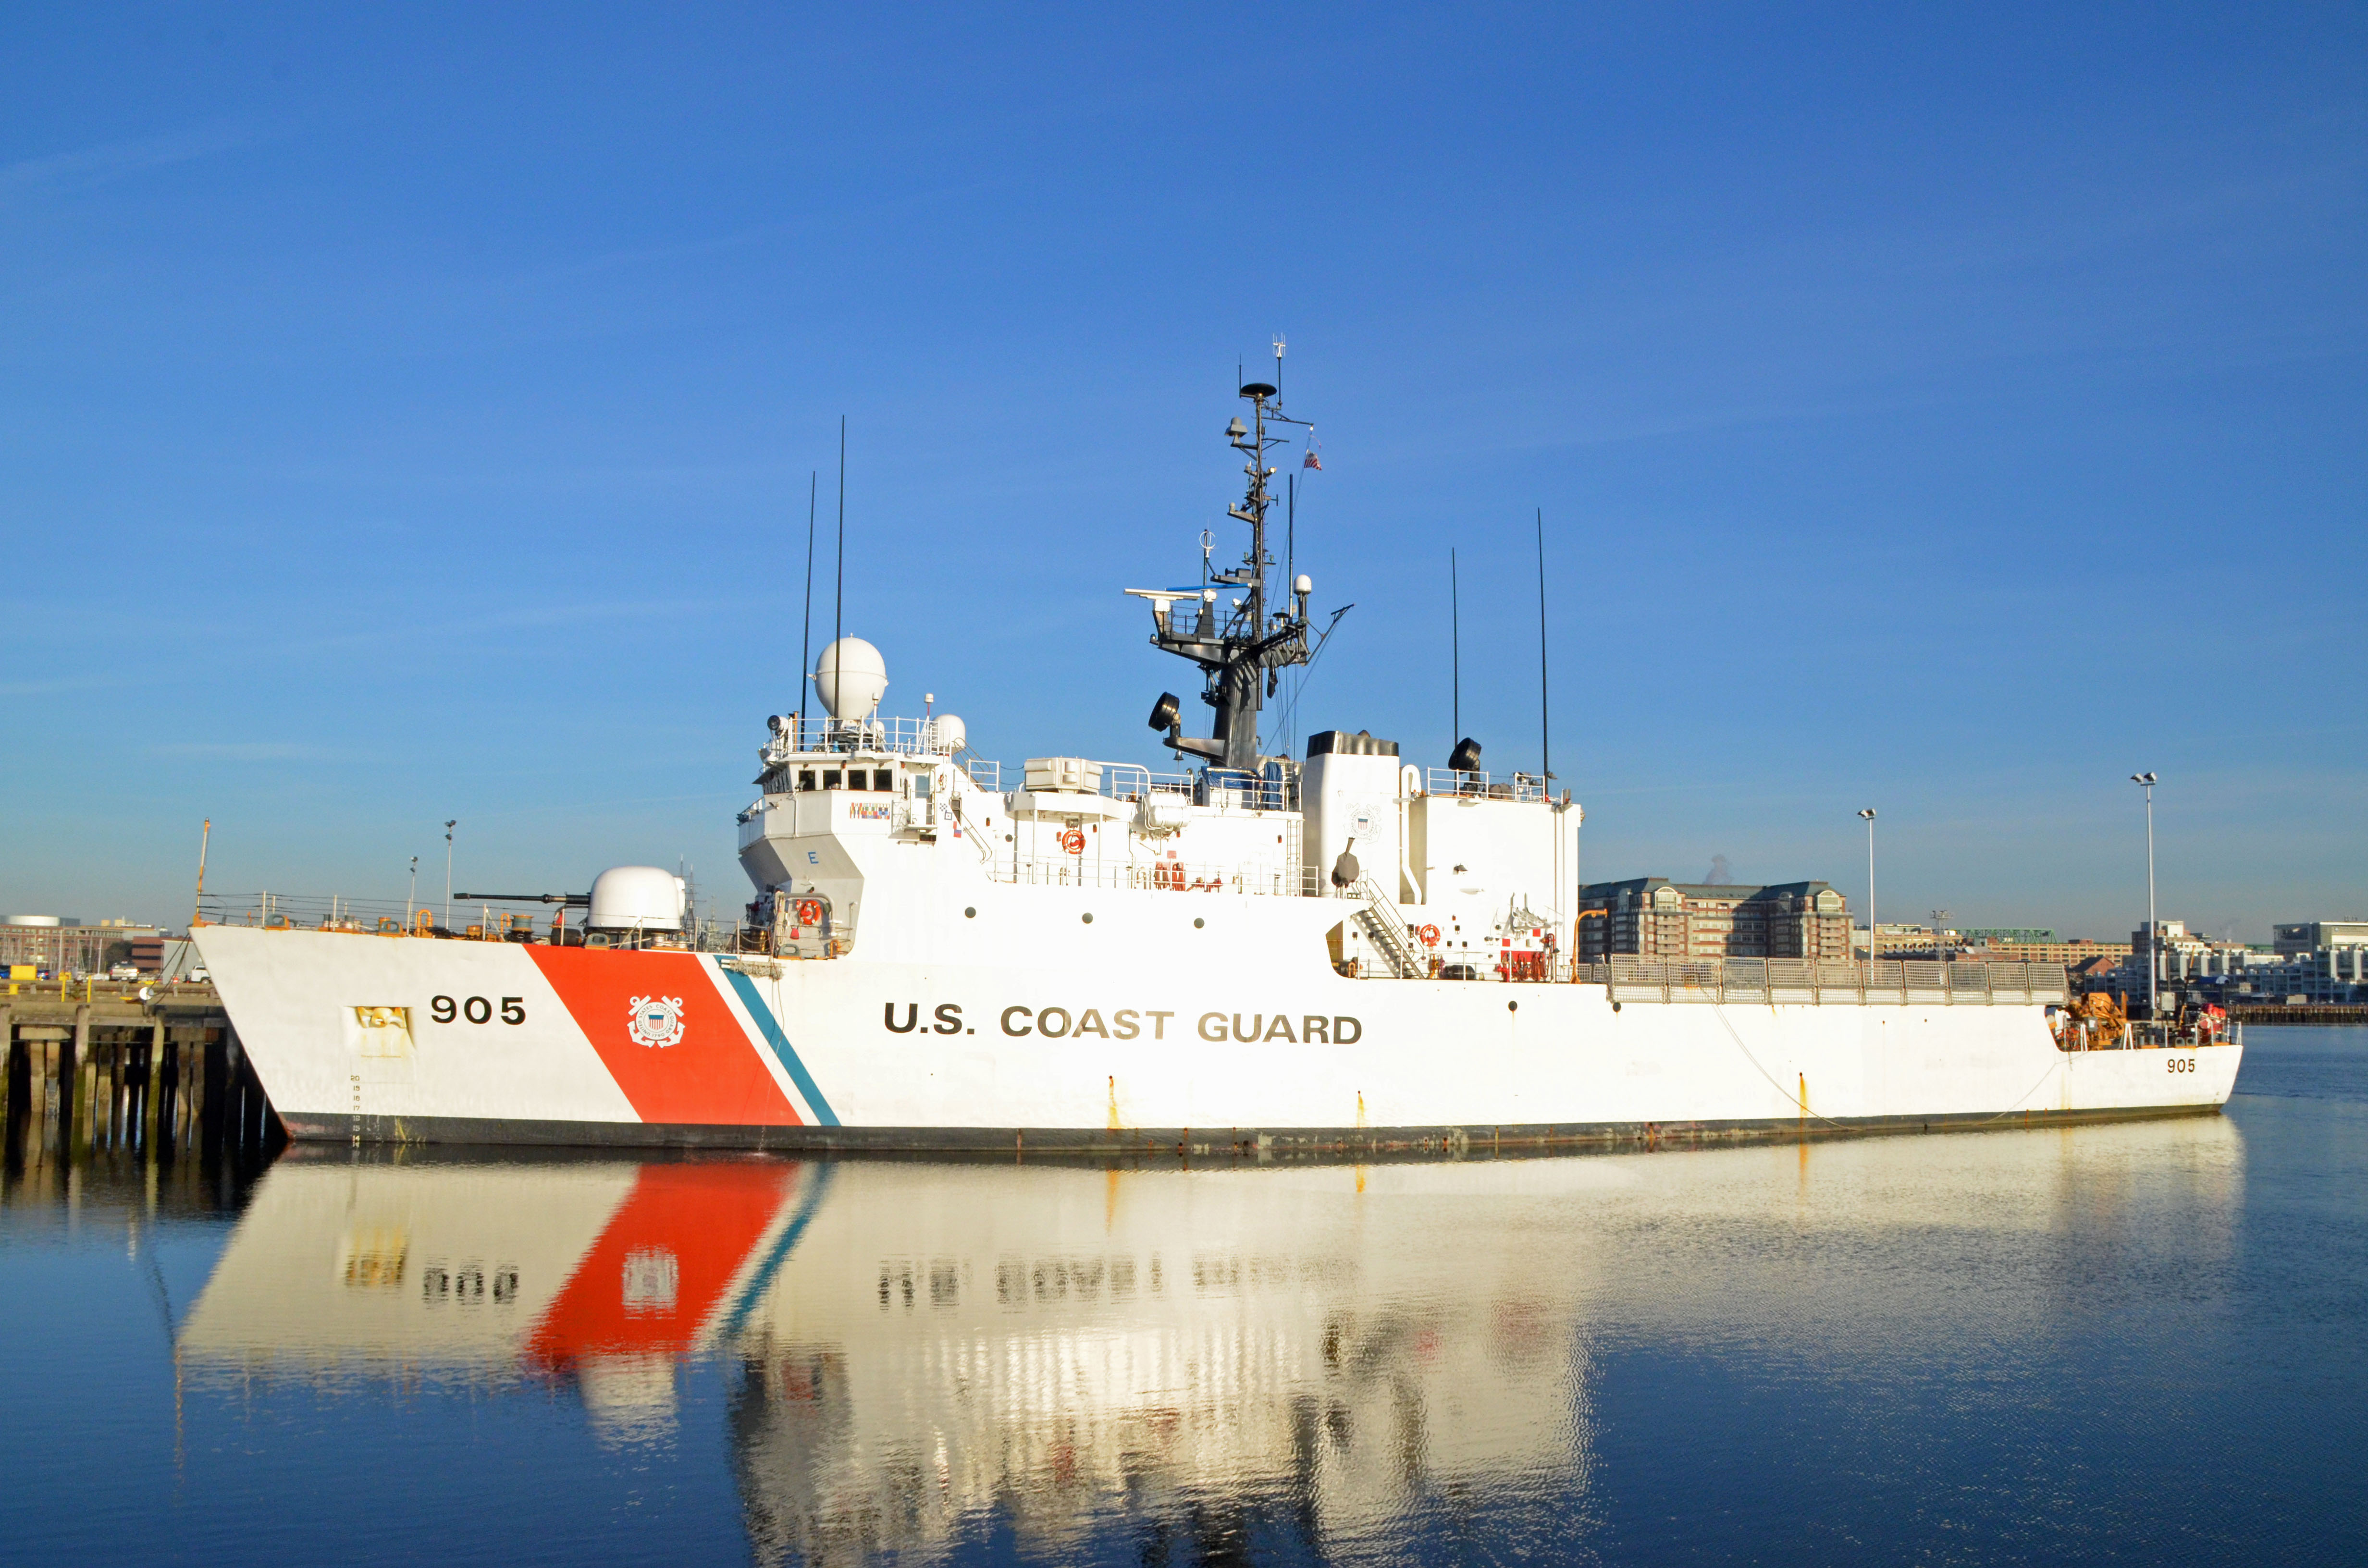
[3,1029,2362,1566]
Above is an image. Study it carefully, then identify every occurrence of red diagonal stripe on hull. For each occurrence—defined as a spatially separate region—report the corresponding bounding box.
[528,946,800,1126]
[524,1162,800,1369]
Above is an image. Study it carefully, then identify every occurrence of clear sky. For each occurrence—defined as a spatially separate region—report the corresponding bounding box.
[4,4,2362,941]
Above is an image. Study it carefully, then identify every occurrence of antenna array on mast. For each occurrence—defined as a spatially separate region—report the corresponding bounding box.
[1138,371,1321,775]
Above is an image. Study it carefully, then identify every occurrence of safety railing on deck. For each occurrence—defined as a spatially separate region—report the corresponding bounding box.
[989,857,1303,896]
[754,714,1006,790]
[1424,769,1548,802]
[761,714,951,759]
[1573,957,2069,1005]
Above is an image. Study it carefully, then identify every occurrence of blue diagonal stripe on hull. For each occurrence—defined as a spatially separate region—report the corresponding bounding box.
[715,1163,837,1337]
[722,968,841,1127]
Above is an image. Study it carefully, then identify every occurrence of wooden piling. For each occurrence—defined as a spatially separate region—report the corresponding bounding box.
[143,1020,164,1159]
[58,1008,86,1154]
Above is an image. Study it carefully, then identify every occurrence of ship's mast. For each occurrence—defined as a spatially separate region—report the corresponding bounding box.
[1147,369,1316,775]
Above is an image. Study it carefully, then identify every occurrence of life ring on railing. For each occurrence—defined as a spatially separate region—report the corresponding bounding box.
[794,898,824,927]
[1060,827,1087,856]
[1417,924,1442,947]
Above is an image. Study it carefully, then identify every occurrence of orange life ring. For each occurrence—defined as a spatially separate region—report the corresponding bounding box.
[1418,924,1442,947]
[794,898,824,927]
[1060,827,1086,855]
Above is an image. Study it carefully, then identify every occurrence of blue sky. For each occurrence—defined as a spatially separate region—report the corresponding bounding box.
[3,3,2361,939]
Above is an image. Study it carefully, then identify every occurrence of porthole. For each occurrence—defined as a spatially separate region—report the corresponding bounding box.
[964,907,976,919]
[1082,913,1094,925]
[1507,1000,1518,1013]
[1193,918,1205,930]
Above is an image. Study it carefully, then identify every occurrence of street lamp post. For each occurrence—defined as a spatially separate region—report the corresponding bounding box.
[2131,772,2158,1022]
[444,820,457,934]
[1858,808,1877,979]
[407,856,419,921]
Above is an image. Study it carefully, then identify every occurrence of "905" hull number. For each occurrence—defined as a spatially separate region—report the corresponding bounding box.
[432,994,524,1025]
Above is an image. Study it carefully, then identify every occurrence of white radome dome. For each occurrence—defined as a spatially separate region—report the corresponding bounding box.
[587,866,685,931]
[812,637,888,721]
[928,713,966,754]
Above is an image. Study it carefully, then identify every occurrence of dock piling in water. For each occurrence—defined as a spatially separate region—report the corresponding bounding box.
[1,983,275,1196]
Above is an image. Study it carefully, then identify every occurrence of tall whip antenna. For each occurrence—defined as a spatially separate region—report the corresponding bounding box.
[1536,507,1550,786]
[1283,471,1296,757]
[1451,549,1461,752]
[799,469,816,732]
[833,416,846,723]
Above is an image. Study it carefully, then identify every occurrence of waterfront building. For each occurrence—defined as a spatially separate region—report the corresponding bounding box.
[2274,921,2368,957]
[1576,878,1852,963]
[0,916,163,976]
[2083,917,2368,1007]
[1969,937,2135,966]
[2218,918,2368,1004]
[1850,923,1940,958]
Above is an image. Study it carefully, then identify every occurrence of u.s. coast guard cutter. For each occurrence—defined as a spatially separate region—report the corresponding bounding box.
[194,380,2242,1152]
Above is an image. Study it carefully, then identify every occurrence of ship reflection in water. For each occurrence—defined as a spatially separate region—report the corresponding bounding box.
[165,1114,2265,1563]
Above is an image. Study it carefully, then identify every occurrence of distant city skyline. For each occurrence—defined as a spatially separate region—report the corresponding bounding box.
[4,6,2361,938]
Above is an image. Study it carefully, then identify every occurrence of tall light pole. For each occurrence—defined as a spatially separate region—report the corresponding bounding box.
[2131,772,2158,1020]
[444,820,457,933]
[407,856,419,920]
[1930,908,1951,962]
[1858,808,1877,977]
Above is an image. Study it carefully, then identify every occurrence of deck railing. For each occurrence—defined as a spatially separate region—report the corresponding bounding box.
[1574,956,2069,1005]
[987,857,1304,896]
[1423,768,1548,802]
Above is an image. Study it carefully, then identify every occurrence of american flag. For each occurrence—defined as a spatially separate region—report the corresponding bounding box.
[1302,450,1322,471]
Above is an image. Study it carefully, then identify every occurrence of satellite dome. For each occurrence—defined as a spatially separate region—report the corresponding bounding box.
[812,637,888,721]
[587,867,685,931]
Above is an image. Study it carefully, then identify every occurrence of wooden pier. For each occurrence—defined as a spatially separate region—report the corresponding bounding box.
[2226,1002,2368,1026]
[2,981,280,1197]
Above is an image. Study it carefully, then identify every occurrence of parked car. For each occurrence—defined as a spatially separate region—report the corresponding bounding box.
[188,966,210,984]
[109,963,139,981]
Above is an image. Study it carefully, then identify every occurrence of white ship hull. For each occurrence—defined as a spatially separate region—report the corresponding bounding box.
[194,922,2239,1153]
[189,379,2240,1152]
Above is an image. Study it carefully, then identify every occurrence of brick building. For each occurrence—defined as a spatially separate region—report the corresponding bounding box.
[1576,878,1852,963]
[1966,937,2133,966]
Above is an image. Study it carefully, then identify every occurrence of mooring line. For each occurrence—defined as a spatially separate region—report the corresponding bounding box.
[1708,1001,1855,1128]
[1709,1002,2064,1131]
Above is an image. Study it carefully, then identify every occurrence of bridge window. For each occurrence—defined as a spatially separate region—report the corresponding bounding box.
[822,769,843,789]
[873,769,895,792]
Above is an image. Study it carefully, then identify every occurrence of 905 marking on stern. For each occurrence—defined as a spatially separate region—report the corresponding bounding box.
[431,994,525,1026]
[2168,1055,2197,1074]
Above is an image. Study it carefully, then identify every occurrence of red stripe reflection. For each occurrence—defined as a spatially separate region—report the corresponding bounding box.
[523,1163,799,1370]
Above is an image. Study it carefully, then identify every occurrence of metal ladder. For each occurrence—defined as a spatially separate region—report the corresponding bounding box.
[1352,876,1424,978]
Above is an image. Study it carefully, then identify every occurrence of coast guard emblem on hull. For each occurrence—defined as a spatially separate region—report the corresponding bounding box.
[626,995,686,1049]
